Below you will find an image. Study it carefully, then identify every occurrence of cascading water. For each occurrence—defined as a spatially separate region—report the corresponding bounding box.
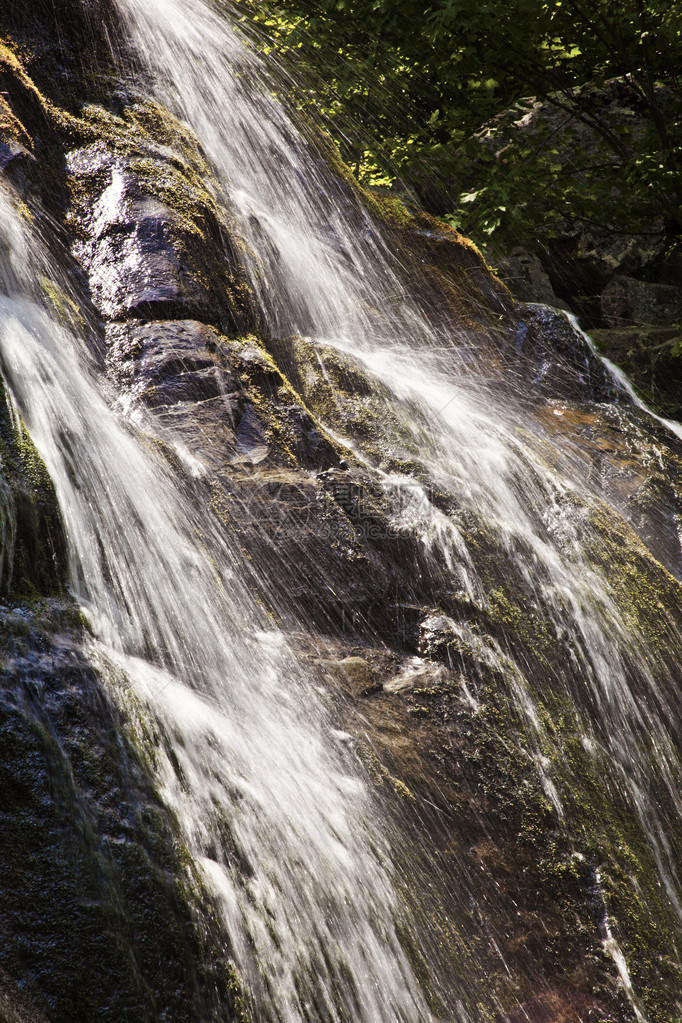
[3,0,682,1018]
[564,307,682,445]
[0,189,436,1023]
[106,0,682,1015]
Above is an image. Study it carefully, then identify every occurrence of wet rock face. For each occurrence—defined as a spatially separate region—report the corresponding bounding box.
[503,990,614,1023]
[97,310,446,644]
[511,304,616,404]
[0,383,66,598]
[78,166,196,319]
[66,128,251,330]
[0,316,237,1019]
[3,4,682,1022]
[108,319,237,416]
[0,603,238,1023]
[296,631,641,1019]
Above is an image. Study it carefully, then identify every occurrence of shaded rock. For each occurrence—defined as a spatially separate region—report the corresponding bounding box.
[511,304,616,404]
[0,0,124,115]
[0,380,66,598]
[493,247,569,309]
[277,403,338,469]
[590,325,682,419]
[0,966,51,1023]
[233,404,269,464]
[503,989,614,1023]
[107,318,247,474]
[601,274,682,328]
[106,318,342,476]
[0,137,33,173]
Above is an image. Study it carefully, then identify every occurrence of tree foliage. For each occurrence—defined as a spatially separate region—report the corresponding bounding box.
[239,0,682,250]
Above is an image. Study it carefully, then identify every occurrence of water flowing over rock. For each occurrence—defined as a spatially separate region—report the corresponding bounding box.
[1,3,682,1023]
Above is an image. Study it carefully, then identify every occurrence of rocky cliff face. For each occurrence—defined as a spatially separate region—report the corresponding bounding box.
[2,3,682,1023]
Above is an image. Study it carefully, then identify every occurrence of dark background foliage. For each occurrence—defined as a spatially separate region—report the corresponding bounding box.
[239,0,682,253]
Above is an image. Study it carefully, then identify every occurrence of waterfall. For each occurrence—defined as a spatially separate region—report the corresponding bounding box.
[0,186,435,1022]
[2,0,682,1018]
[106,0,682,1016]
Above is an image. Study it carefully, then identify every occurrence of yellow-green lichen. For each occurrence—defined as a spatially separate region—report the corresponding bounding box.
[39,276,84,334]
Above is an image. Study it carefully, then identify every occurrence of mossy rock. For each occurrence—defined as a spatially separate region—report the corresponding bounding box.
[0,598,245,1023]
[0,379,66,598]
[590,325,682,422]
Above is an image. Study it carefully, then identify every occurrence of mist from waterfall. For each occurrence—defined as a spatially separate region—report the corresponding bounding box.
[106,0,682,1017]
[0,186,437,1023]
[1,0,682,1018]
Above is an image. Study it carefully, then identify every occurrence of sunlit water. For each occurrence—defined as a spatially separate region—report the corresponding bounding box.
[109,0,682,1016]
[0,191,434,1023]
[1,0,682,1017]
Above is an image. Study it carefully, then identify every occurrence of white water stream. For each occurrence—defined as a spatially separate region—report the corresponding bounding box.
[563,309,682,444]
[0,191,433,1023]
[2,0,682,1018]
[108,0,682,1016]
